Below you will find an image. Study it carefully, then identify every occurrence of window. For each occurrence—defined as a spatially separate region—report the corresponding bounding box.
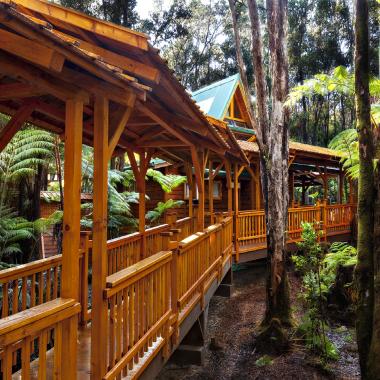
[184,183,199,200]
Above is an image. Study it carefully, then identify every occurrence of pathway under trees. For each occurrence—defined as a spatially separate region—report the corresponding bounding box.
[159,263,360,380]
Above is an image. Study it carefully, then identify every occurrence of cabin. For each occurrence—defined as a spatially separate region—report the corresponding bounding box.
[0,1,355,380]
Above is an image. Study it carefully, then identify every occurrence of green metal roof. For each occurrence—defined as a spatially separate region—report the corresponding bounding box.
[191,74,241,119]
[228,125,255,135]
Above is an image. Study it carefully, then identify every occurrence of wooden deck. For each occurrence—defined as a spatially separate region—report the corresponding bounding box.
[234,203,355,262]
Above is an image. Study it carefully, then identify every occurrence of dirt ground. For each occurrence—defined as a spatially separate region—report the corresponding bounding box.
[158,262,360,380]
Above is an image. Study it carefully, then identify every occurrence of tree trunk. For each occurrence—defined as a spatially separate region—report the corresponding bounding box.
[229,0,292,345]
[369,170,380,379]
[354,0,375,377]
[261,0,291,328]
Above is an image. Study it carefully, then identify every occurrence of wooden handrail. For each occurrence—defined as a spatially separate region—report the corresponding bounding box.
[104,250,172,296]
[0,255,62,283]
[0,297,80,379]
[0,298,79,340]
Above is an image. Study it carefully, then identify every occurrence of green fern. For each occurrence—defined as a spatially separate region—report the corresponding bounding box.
[146,199,185,224]
[328,129,359,179]
[146,168,187,193]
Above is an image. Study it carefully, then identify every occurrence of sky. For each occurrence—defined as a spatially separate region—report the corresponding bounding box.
[136,0,170,19]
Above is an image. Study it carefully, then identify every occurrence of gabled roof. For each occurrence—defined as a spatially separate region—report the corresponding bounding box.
[191,74,240,119]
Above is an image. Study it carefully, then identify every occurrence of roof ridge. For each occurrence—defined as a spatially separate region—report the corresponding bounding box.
[191,73,240,95]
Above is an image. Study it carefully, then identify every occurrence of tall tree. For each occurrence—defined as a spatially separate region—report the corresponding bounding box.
[229,0,291,350]
[354,0,375,377]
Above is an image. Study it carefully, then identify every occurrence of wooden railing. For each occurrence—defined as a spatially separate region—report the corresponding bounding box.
[103,251,173,380]
[101,216,233,379]
[0,298,80,379]
[174,216,197,241]
[0,255,62,318]
[176,216,233,319]
[236,203,355,255]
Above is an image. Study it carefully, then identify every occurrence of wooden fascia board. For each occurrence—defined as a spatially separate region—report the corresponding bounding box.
[221,81,239,121]
[0,9,148,97]
[0,27,65,72]
[50,29,160,83]
[4,0,149,50]
[60,68,137,107]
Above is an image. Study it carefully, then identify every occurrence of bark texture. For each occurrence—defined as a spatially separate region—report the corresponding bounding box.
[354,0,375,377]
[229,0,292,338]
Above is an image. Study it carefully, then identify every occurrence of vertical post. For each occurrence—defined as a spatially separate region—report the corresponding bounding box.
[91,95,109,380]
[339,170,344,204]
[79,231,90,325]
[139,166,146,260]
[234,164,240,262]
[289,171,294,206]
[185,163,193,219]
[208,160,214,225]
[191,148,204,231]
[225,161,233,215]
[61,98,83,379]
[301,178,306,205]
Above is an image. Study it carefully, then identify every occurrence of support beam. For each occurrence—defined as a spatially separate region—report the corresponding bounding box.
[208,160,214,225]
[0,101,35,152]
[91,96,109,380]
[225,161,232,215]
[61,98,83,379]
[234,164,240,262]
[0,28,65,71]
[126,149,154,259]
[108,104,135,160]
[0,51,89,103]
[184,163,193,218]
[191,148,205,231]
[0,83,45,100]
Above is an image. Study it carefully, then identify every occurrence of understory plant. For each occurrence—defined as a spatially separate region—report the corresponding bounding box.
[293,222,339,360]
[146,199,185,226]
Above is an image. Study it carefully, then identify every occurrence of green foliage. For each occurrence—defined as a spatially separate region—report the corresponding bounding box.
[298,312,339,361]
[0,127,54,206]
[146,169,187,193]
[0,207,61,262]
[322,242,357,288]
[294,225,357,360]
[255,355,273,367]
[146,199,184,225]
[293,223,338,360]
[328,129,359,179]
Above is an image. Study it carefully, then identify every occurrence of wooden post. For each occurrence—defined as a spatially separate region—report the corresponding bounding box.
[301,178,306,205]
[339,170,344,204]
[61,98,83,379]
[289,171,294,206]
[91,95,109,380]
[234,164,240,262]
[191,148,205,231]
[139,170,146,259]
[184,163,193,219]
[225,161,233,216]
[208,160,214,225]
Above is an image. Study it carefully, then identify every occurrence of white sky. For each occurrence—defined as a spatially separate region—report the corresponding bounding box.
[136,0,171,19]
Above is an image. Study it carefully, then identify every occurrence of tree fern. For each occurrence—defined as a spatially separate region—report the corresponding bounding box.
[146,168,187,193]
[146,199,185,225]
[328,129,359,179]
